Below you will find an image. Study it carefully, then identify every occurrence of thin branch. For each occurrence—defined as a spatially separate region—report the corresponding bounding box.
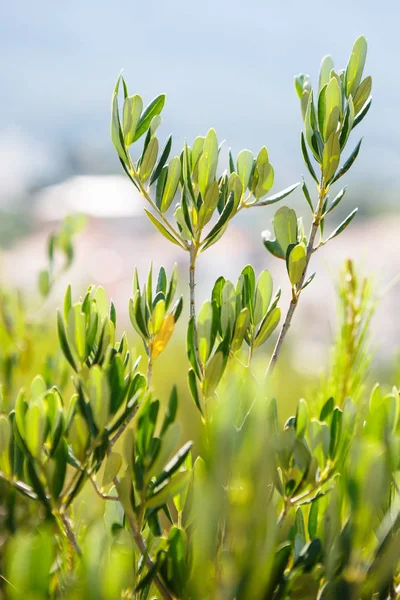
[88,475,119,501]
[147,357,153,388]
[59,511,82,557]
[266,185,327,376]
[189,243,202,373]
[114,475,172,600]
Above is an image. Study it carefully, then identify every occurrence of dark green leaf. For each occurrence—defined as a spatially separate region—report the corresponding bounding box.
[331,139,363,184]
[324,208,358,243]
[301,132,319,184]
[203,191,235,244]
[256,182,300,207]
[188,369,202,414]
[352,96,372,129]
[325,186,347,215]
[150,135,172,185]
[133,94,166,142]
[154,441,193,487]
[57,311,77,372]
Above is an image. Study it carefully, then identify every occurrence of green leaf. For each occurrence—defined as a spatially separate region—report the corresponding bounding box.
[161,386,178,435]
[339,98,355,149]
[155,166,168,210]
[253,148,274,199]
[123,94,143,146]
[331,138,363,184]
[329,408,343,459]
[57,311,77,372]
[228,148,235,173]
[352,96,372,129]
[146,470,191,510]
[50,439,67,499]
[324,186,347,215]
[304,92,321,161]
[301,272,316,291]
[67,304,87,363]
[254,306,281,348]
[188,369,202,414]
[139,137,159,183]
[144,209,185,248]
[256,182,300,207]
[198,181,220,228]
[301,177,313,211]
[203,351,226,397]
[322,77,341,141]
[322,131,340,183]
[197,301,215,364]
[263,542,292,598]
[345,35,368,98]
[189,136,205,171]
[198,128,218,198]
[296,398,309,438]
[319,55,334,91]
[294,73,310,99]
[221,281,236,337]
[150,135,172,185]
[25,403,46,459]
[38,269,51,297]
[87,366,110,431]
[0,416,11,476]
[254,270,273,325]
[262,230,285,260]
[133,94,166,142]
[154,441,193,487]
[287,243,307,286]
[203,191,235,244]
[308,499,319,539]
[187,317,201,379]
[274,206,298,255]
[301,132,318,183]
[324,208,358,244]
[231,308,250,353]
[111,78,130,165]
[237,149,254,191]
[160,156,181,212]
[102,452,122,490]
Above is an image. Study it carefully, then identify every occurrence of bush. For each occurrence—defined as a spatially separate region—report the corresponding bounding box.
[2,36,397,600]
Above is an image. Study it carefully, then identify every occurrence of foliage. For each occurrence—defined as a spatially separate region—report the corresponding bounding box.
[2,35,398,600]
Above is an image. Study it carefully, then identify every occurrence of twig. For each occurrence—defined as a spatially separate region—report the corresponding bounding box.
[59,511,82,557]
[114,475,172,600]
[266,184,327,376]
[189,243,202,373]
[88,475,119,501]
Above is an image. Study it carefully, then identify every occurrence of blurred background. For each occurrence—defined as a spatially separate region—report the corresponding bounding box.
[1,0,399,391]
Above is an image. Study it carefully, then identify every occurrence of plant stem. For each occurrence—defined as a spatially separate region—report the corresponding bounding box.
[189,244,201,372]
[59,511,82,557]
[266,184,327,376]
[147,357,153,388]
[125,511,172,600]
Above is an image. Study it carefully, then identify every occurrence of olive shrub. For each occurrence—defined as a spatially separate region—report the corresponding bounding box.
[2,36,398,600]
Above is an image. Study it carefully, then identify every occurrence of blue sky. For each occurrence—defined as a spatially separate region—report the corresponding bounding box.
[1,0,398,193]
